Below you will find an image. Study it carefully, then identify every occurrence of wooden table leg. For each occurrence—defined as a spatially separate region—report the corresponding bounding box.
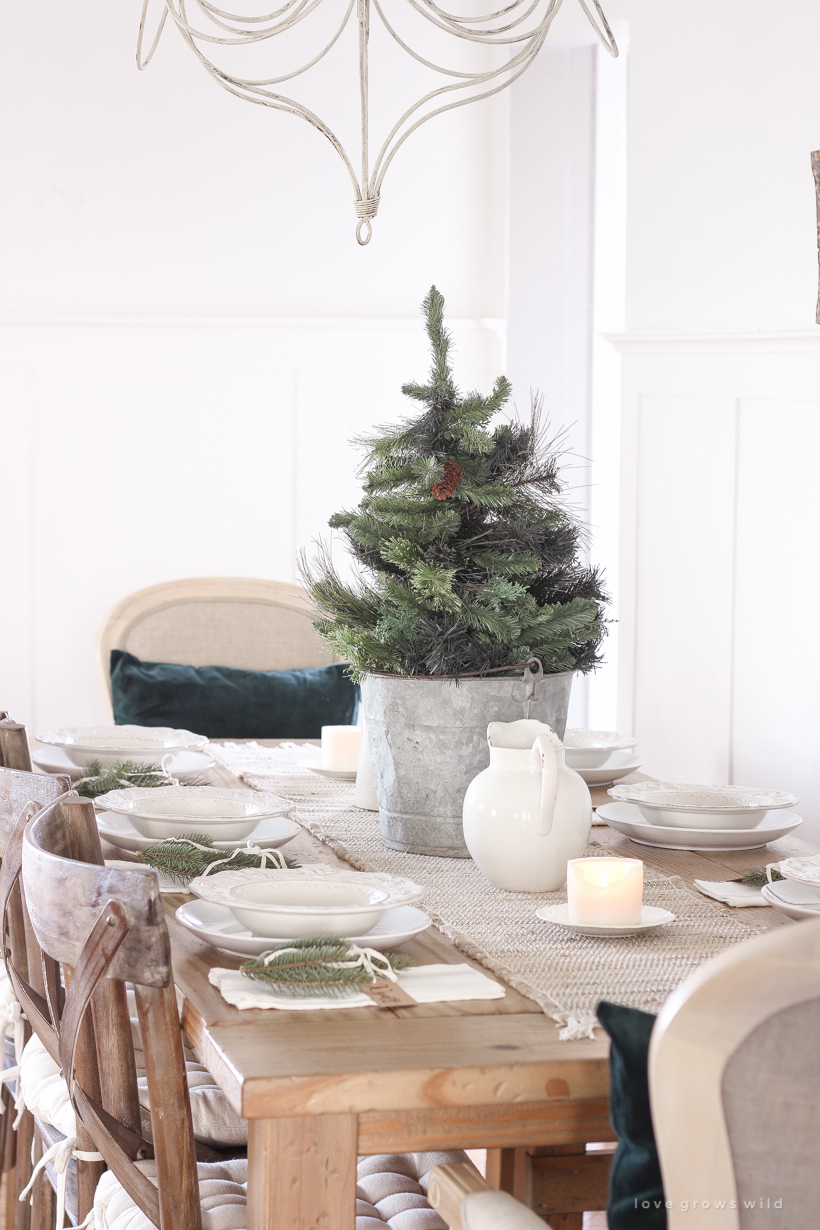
[247,1114,358,1230]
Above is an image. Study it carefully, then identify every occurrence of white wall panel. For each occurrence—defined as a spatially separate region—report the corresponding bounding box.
[733,399,820,841]
[0,317,503,734]
[632,395,736,783]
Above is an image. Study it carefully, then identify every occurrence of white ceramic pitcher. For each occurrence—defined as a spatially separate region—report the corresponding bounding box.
[462,719,592,892]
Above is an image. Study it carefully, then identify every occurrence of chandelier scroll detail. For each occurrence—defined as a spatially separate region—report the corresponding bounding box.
[138,0,617,244]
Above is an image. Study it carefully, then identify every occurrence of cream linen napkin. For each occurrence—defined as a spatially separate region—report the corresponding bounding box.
[694,880,768,907]
[209,963,505,1011]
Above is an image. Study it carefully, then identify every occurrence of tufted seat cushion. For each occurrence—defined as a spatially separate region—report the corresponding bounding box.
[355,1152,470,1228]
[93,1159,247,1229]
[20,1029,247,1149]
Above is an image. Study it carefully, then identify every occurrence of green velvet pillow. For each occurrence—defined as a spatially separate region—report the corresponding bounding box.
[110,650,359,739]
[597,1000,666,1230]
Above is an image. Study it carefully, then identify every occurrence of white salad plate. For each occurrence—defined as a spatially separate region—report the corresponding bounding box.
[35,725,210,769]
[597,802,802,850]
[761,879,820,920]
[32,746,216,782]
[175,899,432,955]
[309,767,357,781]
[93,785,294,842]
[563,729,638,770]
[608,782,799,830]
[96,810,301,853]
[189,866,425,939]
[577,751,644,788]
[777,853,820,890]
[536,903,675,937]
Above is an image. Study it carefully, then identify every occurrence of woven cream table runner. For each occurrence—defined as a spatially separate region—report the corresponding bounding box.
[209,742,762,1039]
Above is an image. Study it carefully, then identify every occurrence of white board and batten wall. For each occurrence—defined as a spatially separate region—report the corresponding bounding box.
[0,317,503,736]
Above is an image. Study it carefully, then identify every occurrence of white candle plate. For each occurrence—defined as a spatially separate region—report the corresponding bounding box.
[309,767,358,781]
[536,903,675,937]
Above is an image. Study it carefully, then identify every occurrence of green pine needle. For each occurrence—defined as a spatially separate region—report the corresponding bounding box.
[74,759,194,798]
[138,833,301,884]
[240,936,414,997]
[741,867,784,888]
[299,286,609,680]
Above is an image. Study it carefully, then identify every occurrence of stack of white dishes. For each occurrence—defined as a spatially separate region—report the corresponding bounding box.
[95,785,300,852]
[764,855,820,920]
[33,725,214,781]
[597,782,801,851]
[563,729,642,787]
[178,865,431,955]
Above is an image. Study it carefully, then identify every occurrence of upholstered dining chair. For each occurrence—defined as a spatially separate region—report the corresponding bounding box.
[95,577,339,720]
[429,919,820,1230]
[9,791,248,1230]
[0,766,70,1230]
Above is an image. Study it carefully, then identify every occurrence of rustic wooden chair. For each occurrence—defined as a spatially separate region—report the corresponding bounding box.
[95,577,339,720]
[0,719,33,773]
[11,792,247,1230]
[0,767,70,1230]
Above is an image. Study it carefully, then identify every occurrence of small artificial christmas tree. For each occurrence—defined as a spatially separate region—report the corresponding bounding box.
[302,286,607,679]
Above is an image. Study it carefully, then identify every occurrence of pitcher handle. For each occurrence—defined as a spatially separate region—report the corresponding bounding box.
[533,734,558,837]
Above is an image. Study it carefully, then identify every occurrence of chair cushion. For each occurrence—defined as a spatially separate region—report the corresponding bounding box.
[93,1158,247,1229]
[596,1000,666,1229]
[110,649,359,739]
[20,1032,247,1149]
[355,1152,468,1228]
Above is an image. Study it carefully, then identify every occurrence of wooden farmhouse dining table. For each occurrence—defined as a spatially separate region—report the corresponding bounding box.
[103,742,819,1230]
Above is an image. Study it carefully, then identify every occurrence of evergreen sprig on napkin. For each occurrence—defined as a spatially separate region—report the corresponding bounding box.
[741,866,784,888]
[75,758,182,799]
[240,936,413,997]
[138,833,300,884]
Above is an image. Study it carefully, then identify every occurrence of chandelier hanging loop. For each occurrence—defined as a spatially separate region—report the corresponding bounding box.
[138,0,616,243]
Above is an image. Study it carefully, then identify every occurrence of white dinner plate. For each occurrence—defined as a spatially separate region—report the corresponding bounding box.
[32,746,216,782]
[596,801,803,851]
[535,903,675,937]
[761,879,820,920]
[309,767,357,781]
[174,899,432,955]
[577,752,644,788]
[96,810,301,853]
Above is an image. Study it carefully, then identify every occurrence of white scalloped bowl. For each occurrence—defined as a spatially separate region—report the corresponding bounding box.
[608,782,799,829]
[94,786,292,841]
[225,879,392,938]
[36,725,209,770]
[563,729,638,769]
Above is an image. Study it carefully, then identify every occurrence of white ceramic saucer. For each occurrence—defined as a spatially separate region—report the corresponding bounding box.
[577,752,644,788]
[174,899,432,955]
[536,903,675,937]
[761,879,820,920]
[32,746,216,782]
[309,767,357,781]
[596,802,802,851]
[96,810,301,853]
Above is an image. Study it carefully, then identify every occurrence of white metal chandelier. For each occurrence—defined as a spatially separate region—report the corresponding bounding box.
[138,0,617,244]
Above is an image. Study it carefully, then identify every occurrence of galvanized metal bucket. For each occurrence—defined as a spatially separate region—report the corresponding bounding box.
[361,661,573,858]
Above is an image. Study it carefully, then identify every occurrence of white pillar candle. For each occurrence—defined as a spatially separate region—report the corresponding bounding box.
[321,725,362,771]
[566,858,644,926]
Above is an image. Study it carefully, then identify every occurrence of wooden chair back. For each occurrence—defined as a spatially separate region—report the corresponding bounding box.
[95,576,338,718]
[8,794,202,1229]
[649,918,820,1228]
[0,719,33,773]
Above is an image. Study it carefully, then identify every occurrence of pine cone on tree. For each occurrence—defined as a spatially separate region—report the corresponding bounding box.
[431,460,462,500]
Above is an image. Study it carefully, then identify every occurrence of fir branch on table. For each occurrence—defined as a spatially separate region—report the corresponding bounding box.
[741,867,784,888]
[299,285,608,681]
[74,759,189,799]
[239,937,414,997]
[138,833,300,885]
